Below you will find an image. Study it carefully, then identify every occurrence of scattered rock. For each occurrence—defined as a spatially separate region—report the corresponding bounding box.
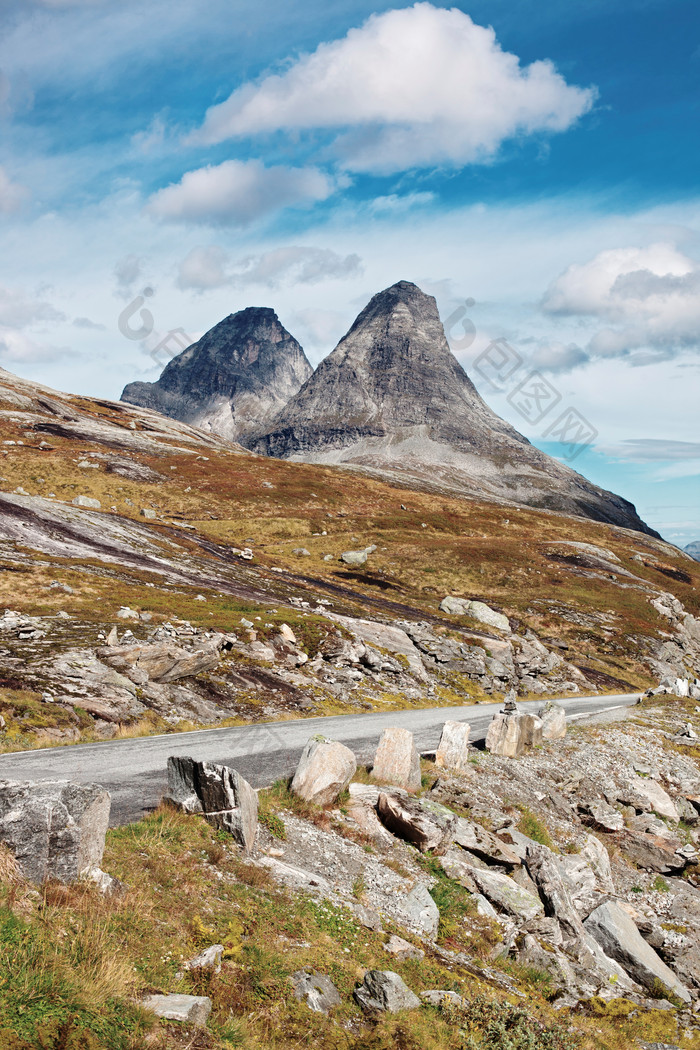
[142,993,212,1026]
[435,720,472,772]
[441,853,544,921]
[340,550,367,566]
[377,790,455,853]
[402,882,440,939]
[353,970,421,1013]
[453,818,520,868]
[290,970,341,1014]
[584,900,691,1003]
[166,756,258,853]
[628,778,680,823]
[0,779,110,884]
[581,798,625,833]
[421,990,463,1008]
[439,597,510,632]
[184,944,224,973]
[371,726,421,791]
[290,735,357,807]
[140,508,157,519]
[71,495,101,509]
[384,934,425,961]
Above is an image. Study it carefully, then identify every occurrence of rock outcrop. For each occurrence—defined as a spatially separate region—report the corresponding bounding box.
[252,281,657,535]
[121,307,312,444]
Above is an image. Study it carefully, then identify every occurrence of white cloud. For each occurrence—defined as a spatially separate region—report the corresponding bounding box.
[191,3,596,174]
[0,285,64,327]
[528,340,589,373]
[176,244,363,291]
[147,159,342,226]
[0,329,73,363]
[0,165,28,214]
[369,192,436,214]
[600,439,700,462]
[542,243,700,359]
[114,254,143,296]
[72,315,105,330]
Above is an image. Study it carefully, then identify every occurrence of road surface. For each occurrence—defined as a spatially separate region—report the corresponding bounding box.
[0,693,639,826]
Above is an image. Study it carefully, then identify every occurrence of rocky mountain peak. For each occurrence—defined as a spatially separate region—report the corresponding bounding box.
[252,281,657,536]
[121,306,312,443]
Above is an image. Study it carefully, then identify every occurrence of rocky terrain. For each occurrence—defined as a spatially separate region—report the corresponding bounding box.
[2,694,700,1049]
[122,307,313,443]
[0,366,697,749]
[686,543,700,564]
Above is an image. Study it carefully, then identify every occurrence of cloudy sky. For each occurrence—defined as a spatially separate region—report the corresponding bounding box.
[0,0,698,545]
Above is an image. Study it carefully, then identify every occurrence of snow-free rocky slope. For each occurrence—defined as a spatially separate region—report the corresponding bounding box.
[253,281,655,536]
[121,307,312,444]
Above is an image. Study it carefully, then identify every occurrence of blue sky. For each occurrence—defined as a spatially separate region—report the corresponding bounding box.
[0,0,698,545]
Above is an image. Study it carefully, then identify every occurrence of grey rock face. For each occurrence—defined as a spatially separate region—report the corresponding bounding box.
[166,756,258,852]
[121,307,312,444]
[0,779,110,883]
[685,541,700,562]
[584,901,691,1003]
[253,281,657,536]
[353,970,421,1013]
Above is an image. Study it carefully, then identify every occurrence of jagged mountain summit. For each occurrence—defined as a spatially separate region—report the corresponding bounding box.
[121,307,312,443]
[252,281,657,536]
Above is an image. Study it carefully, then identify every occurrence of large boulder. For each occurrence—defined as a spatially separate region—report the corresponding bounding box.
[340,550,368,567]
[584,901,691,1003]
[377,791,455,853]
[0,779,110,884]
[166,756,257,853]
[485,711,542,757]
[537,701,567,740]
[290,736,357,807]
[435,721,472,772]
[353,970,421,1013]
[485,712,522,757]
[371,727,421,792]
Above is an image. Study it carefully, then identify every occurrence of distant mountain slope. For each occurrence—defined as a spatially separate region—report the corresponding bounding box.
[121,307,312,443]
[686,542,700,562]
[252,281,658,537]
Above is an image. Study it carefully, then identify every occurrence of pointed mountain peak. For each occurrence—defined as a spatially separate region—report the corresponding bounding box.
[121,305,312,443]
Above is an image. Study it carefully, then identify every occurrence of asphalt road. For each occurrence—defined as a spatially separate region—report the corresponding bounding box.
[0,693,640,826]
